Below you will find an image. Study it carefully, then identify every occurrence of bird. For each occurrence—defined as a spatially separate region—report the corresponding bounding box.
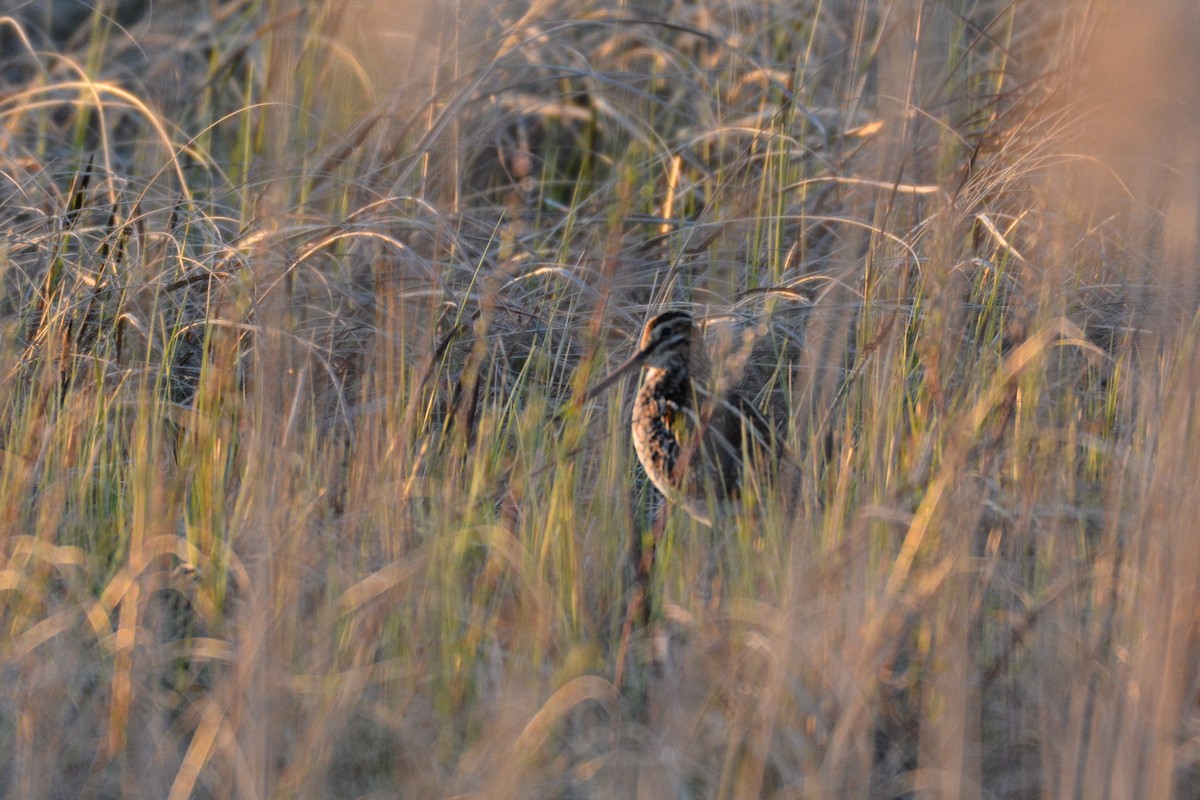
[583,306,805,670]
[585,309,798,527]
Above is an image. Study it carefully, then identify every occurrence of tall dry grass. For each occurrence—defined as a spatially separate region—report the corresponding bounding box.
[0,0,1198,797]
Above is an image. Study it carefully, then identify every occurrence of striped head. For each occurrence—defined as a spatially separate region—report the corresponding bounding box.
[636,311,700,371]
[582,310,704,403]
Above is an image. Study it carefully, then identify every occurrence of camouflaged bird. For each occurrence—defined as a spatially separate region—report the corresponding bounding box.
[587,309,799,526]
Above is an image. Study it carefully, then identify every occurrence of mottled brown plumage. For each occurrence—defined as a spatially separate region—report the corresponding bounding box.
[588,310,794,526]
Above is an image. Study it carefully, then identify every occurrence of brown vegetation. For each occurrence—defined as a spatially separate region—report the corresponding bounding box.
[0,0,1197,797]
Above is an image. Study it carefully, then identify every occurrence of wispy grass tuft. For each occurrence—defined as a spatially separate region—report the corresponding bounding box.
[0,0,1198,797]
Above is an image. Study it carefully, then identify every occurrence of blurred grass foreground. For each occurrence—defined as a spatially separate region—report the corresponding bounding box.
[2,0,1200,797]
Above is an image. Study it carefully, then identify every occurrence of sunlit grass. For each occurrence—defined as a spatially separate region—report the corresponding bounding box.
[0,0,1197,797]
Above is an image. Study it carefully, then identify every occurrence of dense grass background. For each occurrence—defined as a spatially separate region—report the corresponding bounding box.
[1,0,1198,797]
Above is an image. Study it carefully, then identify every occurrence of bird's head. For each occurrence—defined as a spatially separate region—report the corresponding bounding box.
[580,310,703,404]
[636,311,698,369]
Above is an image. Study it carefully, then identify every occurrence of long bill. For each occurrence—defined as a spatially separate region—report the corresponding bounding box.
[578,347,651,406]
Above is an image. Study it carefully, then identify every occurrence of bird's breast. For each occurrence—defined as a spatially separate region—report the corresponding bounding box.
[631,376,688,497]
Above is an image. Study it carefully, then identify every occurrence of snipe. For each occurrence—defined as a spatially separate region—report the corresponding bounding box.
[586,310,795,526]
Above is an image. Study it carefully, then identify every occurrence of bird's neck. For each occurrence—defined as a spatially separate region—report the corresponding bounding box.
[639,363,691,409]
